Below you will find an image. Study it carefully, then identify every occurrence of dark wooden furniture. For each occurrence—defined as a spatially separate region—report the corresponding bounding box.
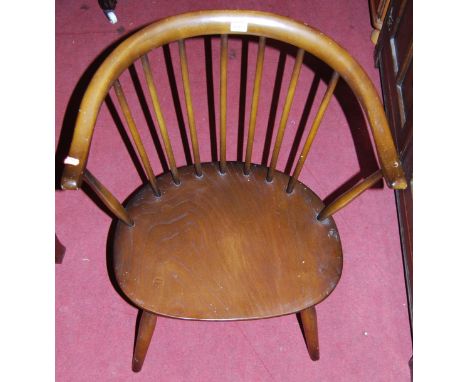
[369,0,391,44]
[374,0,413,325]
[61,11,406,372]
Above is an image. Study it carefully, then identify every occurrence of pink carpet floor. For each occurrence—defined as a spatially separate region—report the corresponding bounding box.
[55,0,412,380]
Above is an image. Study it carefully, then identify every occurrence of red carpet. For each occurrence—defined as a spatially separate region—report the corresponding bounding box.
[55,0,412,380]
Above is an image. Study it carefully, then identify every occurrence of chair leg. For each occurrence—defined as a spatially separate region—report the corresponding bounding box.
[299,306,320,361]
[55,234,66,264]
[132,310,157,372]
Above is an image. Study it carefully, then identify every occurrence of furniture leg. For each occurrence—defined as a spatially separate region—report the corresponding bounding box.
[132,310,157,372]
[55,234,66,264]
[299,306,320,361]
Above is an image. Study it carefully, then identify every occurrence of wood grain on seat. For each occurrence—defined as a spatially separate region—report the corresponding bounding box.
[113,162,342,320]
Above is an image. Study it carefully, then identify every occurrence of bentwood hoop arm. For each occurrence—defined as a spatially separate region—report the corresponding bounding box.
[61,10,406,192]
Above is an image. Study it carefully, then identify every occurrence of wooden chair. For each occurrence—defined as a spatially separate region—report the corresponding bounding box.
[60,10,407,372]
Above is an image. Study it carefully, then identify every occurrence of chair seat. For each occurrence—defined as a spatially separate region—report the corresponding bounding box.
[112,162,343,320]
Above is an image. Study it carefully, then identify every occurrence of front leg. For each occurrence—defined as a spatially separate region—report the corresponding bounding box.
[132,310,157,372]
[299,306,320,361]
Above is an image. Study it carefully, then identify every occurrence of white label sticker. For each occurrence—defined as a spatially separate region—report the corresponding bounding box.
[230,21,248,32]
[64,156,80,166]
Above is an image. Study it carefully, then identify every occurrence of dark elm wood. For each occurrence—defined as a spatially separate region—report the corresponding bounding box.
[113,162,342,320]
[132,311,157,372]
[300,306,320,361]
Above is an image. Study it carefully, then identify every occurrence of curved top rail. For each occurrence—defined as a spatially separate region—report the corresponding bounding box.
[61,10,406,190]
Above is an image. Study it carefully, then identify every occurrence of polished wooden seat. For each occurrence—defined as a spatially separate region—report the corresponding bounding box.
[113,162,342,320]
[60,10,406,373]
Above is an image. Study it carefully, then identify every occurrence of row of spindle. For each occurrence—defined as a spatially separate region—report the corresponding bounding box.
[80,35,383,227]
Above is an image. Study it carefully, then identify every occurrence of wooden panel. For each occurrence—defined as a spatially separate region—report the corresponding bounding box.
[375,0,412,327]
[399,60,413,127]
[392,0,413,72]
[395,179,412,322]
[378,40,400,139]
[113,162,343,320]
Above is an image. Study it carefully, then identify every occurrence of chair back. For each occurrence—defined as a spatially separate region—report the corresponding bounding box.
[60,10,406,225]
